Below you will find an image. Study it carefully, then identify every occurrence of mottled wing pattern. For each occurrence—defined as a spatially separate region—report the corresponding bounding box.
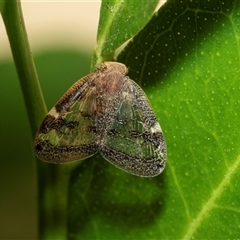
[34,62,167,177]
[35,74,98,163]
[99,78,167,177]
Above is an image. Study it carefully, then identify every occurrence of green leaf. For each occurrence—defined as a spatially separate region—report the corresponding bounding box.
[92,0,159,66]
[68,0,240,239]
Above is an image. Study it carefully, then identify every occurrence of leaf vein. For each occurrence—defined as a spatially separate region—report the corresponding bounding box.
[183,154,240,239]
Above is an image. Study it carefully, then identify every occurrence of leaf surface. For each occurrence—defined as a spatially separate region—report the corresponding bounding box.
[69,0,240,239]
[92,0,159,65]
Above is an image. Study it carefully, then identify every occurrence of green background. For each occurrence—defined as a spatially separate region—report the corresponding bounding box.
[0,50,91,238]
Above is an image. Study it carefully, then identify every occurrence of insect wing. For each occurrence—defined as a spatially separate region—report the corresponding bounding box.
[35,74,98,163]
[99,78,167,177]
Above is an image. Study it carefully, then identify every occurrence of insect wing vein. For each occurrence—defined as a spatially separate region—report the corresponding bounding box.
[99,78,167,177]
[35,74,98,163]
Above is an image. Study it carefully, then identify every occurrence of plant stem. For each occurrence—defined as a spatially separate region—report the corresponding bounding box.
[1,1,70,239]
[1,0,46,132]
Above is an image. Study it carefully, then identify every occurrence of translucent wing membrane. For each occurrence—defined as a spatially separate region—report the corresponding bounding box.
[35,62,167,177]
[100,79,166,177]
[35,74,98,163]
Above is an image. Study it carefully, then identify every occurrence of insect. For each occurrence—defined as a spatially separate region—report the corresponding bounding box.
[35,62,167,177]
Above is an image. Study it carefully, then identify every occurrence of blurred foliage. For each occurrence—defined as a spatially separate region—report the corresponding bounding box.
[0,50,91,239]
[0,0,5,12]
